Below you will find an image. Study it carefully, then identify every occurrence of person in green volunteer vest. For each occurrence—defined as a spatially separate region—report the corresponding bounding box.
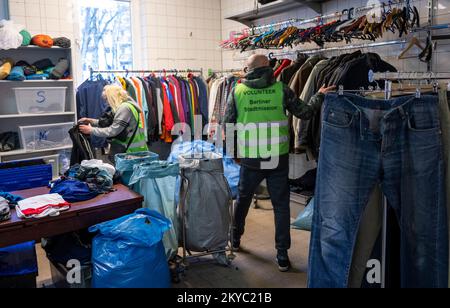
[224,54,335,272]
[79,85,148,162]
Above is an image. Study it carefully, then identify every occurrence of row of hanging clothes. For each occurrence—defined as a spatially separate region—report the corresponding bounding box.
[220,0,421,51]
[206,70,245,128]
[259,50,397,157]
[77,69,208,147]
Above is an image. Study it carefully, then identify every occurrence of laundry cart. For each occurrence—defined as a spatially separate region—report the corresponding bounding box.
[178,152,236,268]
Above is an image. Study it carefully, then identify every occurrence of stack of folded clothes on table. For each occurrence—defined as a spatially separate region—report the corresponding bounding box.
[16,194,70,219]
[0,192,24,222]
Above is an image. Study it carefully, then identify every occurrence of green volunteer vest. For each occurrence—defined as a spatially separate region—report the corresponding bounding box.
[112,102,148,153]
[235,82,289,158]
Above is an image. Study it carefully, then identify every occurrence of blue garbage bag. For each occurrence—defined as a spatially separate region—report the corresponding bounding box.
[222,155,240,199]
[292,198,314,231]
[89,209,171,288]
[129,161,180,260]
[115,152,159,186]
[167,140,215,162]
[168,140,240,199]
[0,241,37,277]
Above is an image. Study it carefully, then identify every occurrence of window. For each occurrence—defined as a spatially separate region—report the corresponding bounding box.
[79,0,133,80]
[0,0,9,20]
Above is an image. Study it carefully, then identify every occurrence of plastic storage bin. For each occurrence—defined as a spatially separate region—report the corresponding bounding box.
[7,154,60,179]
[13,87,67,114]
[0,160,53,192]
[0,241,38,289]
[19,122,73,151]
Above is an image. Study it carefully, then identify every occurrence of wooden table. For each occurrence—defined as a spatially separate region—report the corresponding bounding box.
[0,184,143,248]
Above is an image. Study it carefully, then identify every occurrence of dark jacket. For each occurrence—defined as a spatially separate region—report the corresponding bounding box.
[223,66,324,170]
[69,126,95,166]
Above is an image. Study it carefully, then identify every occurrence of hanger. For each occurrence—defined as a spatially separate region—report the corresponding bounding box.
[398,36,425,59]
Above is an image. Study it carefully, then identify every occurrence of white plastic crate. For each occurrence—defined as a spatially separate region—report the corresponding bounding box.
[19,122,73,151]
[6,154,60,179]
[13,87,67,114]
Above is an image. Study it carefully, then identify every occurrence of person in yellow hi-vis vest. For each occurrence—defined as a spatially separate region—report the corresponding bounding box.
[224,55,334,272]
[79,85,148,162]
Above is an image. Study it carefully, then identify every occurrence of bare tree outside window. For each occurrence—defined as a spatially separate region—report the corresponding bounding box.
[79,0,133,80]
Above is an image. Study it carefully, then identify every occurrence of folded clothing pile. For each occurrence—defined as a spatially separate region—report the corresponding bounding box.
[0,57,70,81]
[67,160,116,194]
[81,159,116,178]
[0,197,11,222]
[0,191,23,205]
[49,178,100,203]
[48,159,117,204]
[16,194,70,219]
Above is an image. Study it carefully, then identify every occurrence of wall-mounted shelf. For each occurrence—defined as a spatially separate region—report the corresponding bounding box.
[225,0,325,27]
[17,46,71,51]
[0,146,73,158]
[0,112,75,119]
[0,47,76,164]
[0,80,74,83]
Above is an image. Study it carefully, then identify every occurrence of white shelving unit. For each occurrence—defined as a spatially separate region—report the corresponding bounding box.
[0,46,76,164]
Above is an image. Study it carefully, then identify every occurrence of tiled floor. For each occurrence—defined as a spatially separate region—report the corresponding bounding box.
[36,201,310,288]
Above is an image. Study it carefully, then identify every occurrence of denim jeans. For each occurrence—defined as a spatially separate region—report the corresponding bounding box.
[308,93,448,288]
[438,88,450,287]
[234,165,291,254]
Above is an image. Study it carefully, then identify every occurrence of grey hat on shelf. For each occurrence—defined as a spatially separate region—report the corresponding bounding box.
[50,58,70,80]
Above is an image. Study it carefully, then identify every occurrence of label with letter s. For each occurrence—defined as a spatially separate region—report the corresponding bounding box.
[36,91,46,104]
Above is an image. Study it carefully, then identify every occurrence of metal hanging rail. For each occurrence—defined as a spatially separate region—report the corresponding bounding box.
[372,71,450,80]
[89,68,203,78]
[210,69,244,74]
[234,39,407,61]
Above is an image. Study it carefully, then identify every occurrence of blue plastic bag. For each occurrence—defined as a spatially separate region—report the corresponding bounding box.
[167,140,240,199]
[222,156,240,199]
[115,152,159,186]
[0,242,37,277]
[292,198,314,231]
[89,209,171,288]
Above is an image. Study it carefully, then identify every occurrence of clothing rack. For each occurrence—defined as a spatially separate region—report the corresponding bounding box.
[89,68,204,79]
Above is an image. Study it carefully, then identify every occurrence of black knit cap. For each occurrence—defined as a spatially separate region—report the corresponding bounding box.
[53,37,71,49]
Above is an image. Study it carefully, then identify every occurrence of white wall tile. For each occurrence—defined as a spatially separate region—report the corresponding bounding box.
[140,0,222,75]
